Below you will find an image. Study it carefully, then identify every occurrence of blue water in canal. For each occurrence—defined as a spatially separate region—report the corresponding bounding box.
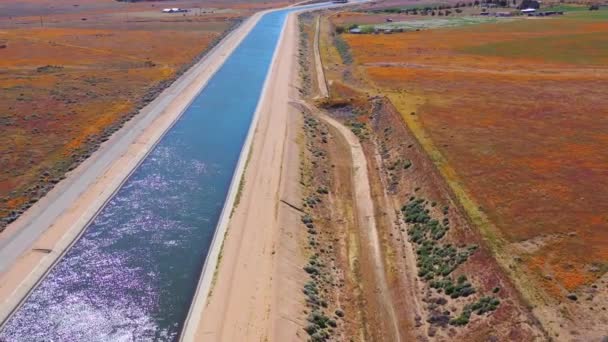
[0,3,330,341]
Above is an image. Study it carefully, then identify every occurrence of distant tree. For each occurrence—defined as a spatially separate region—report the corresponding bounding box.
[518,0,540,9]
[361,26,375,34]
[456,8,463,13]
[589,4,600,10]
[335,26,345,34]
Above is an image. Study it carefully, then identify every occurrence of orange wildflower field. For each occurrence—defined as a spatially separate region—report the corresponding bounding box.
[340,10,608,305]
[0,0,286,231]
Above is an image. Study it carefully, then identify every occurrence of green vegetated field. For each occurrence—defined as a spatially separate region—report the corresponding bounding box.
[462,31,608,64]
[458,9,608,65]
[372,16,503,30]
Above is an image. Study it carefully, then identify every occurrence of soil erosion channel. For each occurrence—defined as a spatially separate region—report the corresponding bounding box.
[0,3,333,340]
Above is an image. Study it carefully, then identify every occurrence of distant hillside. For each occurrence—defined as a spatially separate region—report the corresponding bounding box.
[115,0,176,2]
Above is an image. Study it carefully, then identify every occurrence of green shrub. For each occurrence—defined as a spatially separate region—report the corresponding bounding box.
[449,296,500,326]
[470,296,500,315]
[449,312,470,326]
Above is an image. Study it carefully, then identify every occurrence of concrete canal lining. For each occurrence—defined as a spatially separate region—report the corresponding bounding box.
[0,8,267,339]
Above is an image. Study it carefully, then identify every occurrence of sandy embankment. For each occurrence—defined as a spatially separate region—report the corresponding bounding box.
[187,11,308,342]
[313,15,329,99]
[0,11,265,324]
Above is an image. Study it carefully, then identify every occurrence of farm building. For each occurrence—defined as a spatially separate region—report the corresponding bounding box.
[162,8,188,13]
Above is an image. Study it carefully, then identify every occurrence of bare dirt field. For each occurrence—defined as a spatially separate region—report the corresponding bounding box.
[318,4,608,340]
[0,0,290,233]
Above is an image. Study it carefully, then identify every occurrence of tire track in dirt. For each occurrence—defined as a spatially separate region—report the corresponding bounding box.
[307,12,402,341]
[298,100,402,342]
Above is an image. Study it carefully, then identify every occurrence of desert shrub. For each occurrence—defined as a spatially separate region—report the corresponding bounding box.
[403,159,412,169]
[449,296,500,326]
[305,323,318,335]
[304,265,320,275]
[404,197,478,280]
[470,296,500,314]
[449,281,476,298]
[449,312,470,326]
[333,35,353,64]
[311,331,329,342]
[317,186,329,194]
[308,310,332,329]
[348,121,367,138]
[302,214,313,224]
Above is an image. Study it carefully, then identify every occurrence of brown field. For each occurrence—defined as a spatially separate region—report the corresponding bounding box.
[0,0,289,231]
[328,7,608,338]
[313,7,548,340]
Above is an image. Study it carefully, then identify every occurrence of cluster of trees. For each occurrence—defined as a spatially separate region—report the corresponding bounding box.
[516,0,540,9]
[406,8,457,16]
[375,0,520,14]
[335,24,374,34]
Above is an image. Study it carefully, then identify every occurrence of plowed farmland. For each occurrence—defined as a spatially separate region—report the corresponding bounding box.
[0,0,286,231]
[334,8,608,338]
